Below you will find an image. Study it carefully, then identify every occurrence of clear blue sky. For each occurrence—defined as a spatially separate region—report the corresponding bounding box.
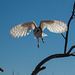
[0,0,75,75]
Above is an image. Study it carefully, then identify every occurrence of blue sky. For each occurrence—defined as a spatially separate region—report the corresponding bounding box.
[0,0,75,75]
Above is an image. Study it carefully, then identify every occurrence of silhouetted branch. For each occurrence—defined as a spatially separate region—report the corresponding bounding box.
[0,67,4,72]
[61,33,66,39]
[31,53,75,75]
[64,2,75,54]
[70,52,75,56]
[67,45,75,54]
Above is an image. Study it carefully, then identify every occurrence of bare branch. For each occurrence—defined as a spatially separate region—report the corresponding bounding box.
[31,53,73,75]
[31,67,46,75]
[0,67,4,72]
[61,33,66,39]
[67,45,75,54]
[70,52,75,56]
[64,2,75,54]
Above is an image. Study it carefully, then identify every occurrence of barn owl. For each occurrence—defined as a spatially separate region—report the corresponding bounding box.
[9,20,67,48]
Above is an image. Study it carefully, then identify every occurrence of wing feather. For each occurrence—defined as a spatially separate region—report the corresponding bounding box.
[40,20,67,33]
[9,21,37,38]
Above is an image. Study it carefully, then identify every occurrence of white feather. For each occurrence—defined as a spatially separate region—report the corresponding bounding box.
[9,22,36,38]
[42,33,48,37]
[40,20,67,33]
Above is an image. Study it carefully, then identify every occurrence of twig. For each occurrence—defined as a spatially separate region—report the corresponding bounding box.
[67,45,75,54]
[0,67,4,72]
[61,33,66,39]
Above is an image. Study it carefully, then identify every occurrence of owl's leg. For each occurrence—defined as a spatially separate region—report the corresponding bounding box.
[41,37,44,43]
[37,38,39,48]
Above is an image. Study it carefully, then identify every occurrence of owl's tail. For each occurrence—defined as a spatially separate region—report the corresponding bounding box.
[42,33,48,37]
[34,33,48,39]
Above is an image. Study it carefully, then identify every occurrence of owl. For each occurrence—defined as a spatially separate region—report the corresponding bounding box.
[9,20,67,48]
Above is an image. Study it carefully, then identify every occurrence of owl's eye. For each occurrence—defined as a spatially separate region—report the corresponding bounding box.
[37,30,39,32]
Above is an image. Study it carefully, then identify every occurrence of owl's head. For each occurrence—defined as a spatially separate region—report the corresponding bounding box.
[33,27,42,38]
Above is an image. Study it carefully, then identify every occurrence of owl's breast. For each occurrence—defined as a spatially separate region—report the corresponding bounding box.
[33,27,42,38]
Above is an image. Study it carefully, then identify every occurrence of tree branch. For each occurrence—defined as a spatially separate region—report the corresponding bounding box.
[0,67,4,72]
[67,45,75,54]
[61,33,66,39]
[31,53,74,75]
[64,2,75,53]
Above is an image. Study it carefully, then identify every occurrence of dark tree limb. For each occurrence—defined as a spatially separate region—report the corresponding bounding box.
[61,33,66,39]
[31,53,75,75]
[67,45,75,54]
[0,67,4,72]
[31,2,75,75]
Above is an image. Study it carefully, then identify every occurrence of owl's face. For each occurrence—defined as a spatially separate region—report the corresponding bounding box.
[33,27,42,38]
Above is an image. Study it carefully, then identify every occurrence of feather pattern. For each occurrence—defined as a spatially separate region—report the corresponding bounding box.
[9,22,37,38]
[40,20,67,33]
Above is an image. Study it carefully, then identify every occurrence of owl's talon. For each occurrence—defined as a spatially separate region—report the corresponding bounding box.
[43,40,44,43]
[38,44,39,48]
[41,37,44,43]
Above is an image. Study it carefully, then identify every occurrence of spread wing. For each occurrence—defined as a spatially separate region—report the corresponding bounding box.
[9,21,37,38]
[40,20,67,33]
